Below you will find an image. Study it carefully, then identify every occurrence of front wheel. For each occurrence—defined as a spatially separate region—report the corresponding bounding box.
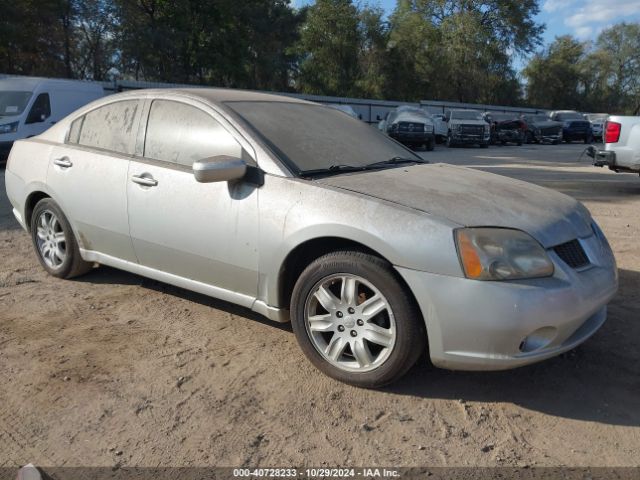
[290,251,426,388]
[30,198,93,279]
[426,136,435,151]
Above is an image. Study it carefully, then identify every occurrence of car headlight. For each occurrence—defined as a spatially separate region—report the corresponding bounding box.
[0,121,19,134]
[484,124,490,133]
[455,228,554,280]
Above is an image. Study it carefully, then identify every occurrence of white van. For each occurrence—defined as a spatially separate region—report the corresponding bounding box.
[0,76,104,160]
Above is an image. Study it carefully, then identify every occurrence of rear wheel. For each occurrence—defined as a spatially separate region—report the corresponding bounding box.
[290,251,426,388]
[30,198,93,279]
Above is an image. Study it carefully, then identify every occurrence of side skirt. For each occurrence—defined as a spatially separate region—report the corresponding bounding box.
[79,249,290,323]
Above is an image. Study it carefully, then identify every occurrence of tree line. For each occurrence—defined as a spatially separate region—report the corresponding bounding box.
[1,0,638,114]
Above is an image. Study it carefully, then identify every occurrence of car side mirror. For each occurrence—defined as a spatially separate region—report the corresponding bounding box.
[193,155,247,183]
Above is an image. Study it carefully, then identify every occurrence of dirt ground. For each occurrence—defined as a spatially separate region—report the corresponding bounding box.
[0,143,639,469]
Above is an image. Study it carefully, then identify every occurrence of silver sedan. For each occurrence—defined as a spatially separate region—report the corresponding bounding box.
[4,89,618,387]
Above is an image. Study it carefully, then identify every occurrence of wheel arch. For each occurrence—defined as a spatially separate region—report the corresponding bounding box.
[276,237,420,319]
[24,190,51,232]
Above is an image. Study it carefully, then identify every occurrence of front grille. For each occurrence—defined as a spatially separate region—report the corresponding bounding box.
[460,125,484,135]
[541,127,560,136]
[398,122,423,132]
[553,239,590,269]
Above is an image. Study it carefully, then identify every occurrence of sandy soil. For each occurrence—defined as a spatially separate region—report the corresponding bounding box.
[0,143,639,469]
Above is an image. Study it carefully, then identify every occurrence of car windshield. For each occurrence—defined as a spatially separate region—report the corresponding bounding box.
[0,90,32,117]
[452,110,483,120]
[227,101,421,174]
[529,115,550,122]
[556,112,584,121]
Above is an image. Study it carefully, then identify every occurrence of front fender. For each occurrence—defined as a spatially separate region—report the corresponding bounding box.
[257,175,463,307]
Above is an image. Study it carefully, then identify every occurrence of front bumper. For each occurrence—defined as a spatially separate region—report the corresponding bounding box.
[0,141,13,161]
[496,130,523,144]
[389,131,434,144]
[450,132,490,145]
[534,131,562,143]
[563,128,590,140]
[397,234,617,370]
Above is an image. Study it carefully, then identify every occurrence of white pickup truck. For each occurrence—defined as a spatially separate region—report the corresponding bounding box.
[589,116,640,175]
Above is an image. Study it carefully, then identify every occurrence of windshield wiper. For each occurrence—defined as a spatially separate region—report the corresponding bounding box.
[299,164,365,177]
[299,157,426,178]
[362,156,426,169]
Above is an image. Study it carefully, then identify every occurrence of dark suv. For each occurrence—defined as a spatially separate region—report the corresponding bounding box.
[550,111,592,143]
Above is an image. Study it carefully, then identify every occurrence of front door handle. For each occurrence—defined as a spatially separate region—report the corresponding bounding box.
[53,157,72,168]
[131,174,158,187]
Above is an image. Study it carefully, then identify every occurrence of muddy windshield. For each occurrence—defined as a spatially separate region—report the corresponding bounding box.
[0,90,32,117]
[227,101,420,174]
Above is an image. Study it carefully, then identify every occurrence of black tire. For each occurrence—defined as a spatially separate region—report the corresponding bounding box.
[479,143,489,148]
[30,198,93,279]
[584,135,592,144]
[426,136,435,151]
[446,133,453,148]
[552,140,559,145]
[290,251,426,388]
[525,131,533,144]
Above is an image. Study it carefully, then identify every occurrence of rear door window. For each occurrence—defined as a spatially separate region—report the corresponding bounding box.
[74,100,140,155]
[143,100,241,167]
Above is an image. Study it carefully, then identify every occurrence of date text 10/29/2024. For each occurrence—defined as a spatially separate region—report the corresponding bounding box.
[233,468,400,478]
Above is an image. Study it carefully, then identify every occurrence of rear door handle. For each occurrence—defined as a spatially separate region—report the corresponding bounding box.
[131,174,158,187]
[53,157,72,168]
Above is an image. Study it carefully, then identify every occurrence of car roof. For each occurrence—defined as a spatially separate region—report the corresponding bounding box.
[113,87,316,106]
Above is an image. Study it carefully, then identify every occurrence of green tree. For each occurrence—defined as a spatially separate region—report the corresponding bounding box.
[0,0,77,78]
[385,0,542,104]
[523,36,587,109]
[294,0,361,96]
[586,23,640,114]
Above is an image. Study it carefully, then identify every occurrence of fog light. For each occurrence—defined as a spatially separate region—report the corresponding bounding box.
[519,327,557,353]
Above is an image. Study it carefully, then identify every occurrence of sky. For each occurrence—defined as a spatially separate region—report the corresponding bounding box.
[293,0,640,68]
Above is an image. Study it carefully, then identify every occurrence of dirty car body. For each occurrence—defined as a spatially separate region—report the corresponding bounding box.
[5,89,618,386]
[383,106,436,150]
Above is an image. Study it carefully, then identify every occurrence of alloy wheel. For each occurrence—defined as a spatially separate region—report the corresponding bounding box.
[304,274,396,373]
[35,209,67,269]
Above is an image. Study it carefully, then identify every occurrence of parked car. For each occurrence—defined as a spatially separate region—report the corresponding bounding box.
[483,112,525,146]
[327,103,360,120]
[521,114,563,144]
[5,89,618,387]
[445,109,490,147]
[584,113,608,143]
[0,76,104,161]
[379,105,435,151]
[549,110,592,143]
[587,116,640,175]
[430,113,448,143]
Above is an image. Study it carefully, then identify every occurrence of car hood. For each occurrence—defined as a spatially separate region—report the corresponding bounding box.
[0,114,21,122]
[317,163,593,248]
[391,112,433,125]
